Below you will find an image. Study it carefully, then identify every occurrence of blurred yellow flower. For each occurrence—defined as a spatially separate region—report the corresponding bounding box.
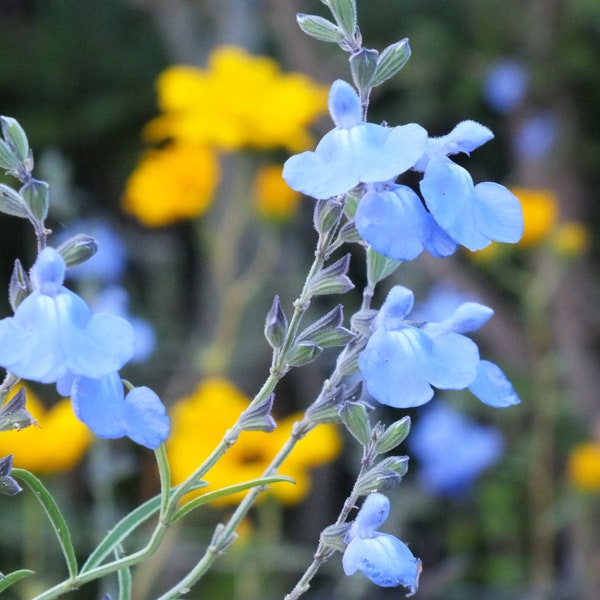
[253,163,301,221]
[512,187,559,246]
[144,46,328,152]
[0,386,91,474]
[551,221,589,257]
[122,141,219,227]
[567,442,600,492]
[167,378,342,506]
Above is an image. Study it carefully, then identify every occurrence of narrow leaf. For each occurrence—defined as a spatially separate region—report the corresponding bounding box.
[0,569,35,593]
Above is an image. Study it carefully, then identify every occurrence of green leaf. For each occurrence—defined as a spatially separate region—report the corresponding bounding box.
[173,475,295,522]
[339,401,371,446]
[374,416,411,454]
[325,0,357,37]
[1,116,30,163]
[296,14,346,44]
[116,546,132,600]
[0,183,28,218]
[0,569,35,593]
[370,39,411,87]
[80,494,163,573]
[13,469,78,579]
[366,246,402,286]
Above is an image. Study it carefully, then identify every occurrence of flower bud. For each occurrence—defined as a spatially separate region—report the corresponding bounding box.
[57,233,99,268]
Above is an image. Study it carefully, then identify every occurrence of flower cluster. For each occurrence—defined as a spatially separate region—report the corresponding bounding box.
[284,79,524,261]
[0,248,169,449]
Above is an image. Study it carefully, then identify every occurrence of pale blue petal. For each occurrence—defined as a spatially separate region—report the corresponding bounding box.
[438,120,494,156]
[355,186,429,261]
[353,493,390,537]
[420,157,491,250]
[421,212,458,257]
[71,373,127,438]
[474,182,524,243]
[424,302,494,336]
[469,360,520,407]
[30,247,66,293]
[343,533,421,591]
[329,80,362,129]
[122,387,170,449]
[427,332,480,390]
[373,285,414,331]
[359,327,435,408]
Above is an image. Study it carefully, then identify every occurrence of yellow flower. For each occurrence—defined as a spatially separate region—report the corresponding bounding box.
[144,46,328,152]
[122,141,219,227]
[167,378,342,506]
[551,221,589,257]
[0,386,92,474]
[512,187,559,246]
[253,163,301,221]
[568,442,600,492]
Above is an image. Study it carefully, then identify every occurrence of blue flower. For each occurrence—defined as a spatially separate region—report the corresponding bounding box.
[409,401,504,497]
[0,247,134,384]
[354,182,457,260]
[343,492,421,593]
[482,59,529,114]
[71,372,169,449]
[283,80,427,199]
[358,285,520,408]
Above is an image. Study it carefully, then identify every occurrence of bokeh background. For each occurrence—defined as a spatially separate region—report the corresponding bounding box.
[1,1,599,599]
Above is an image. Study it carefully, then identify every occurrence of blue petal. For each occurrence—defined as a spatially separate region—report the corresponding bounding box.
[474,182,524,243]
[343,533,421,592]
[420,157,491,250]
[437,120,494,156]
[355,186,430,261]
[71,373,127,438]
[427,332,480,390]
[359,327,436,408]
[469,360,520,407]
[373,285,414,330]
[421,212,458,257]
[328,80,362,129]
[353,493,390,537]
[424,301,494,336]
[122,386,170,449]
[30,247,66,293]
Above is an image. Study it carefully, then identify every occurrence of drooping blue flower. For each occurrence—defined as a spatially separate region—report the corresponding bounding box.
[283,80,427,199]
[358,285,520,409]
[343,492,421,593]
[409,401,504,497]
[358,286,480,408]
[0,247,134,384]
[354,182,457,260]
[412,121,524,251]
[71,372,169,449]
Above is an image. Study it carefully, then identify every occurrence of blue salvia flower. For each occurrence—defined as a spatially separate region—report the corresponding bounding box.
[343,492,421,593]
[0,247,134,386]
[71,372,169,449]
[358,285,520,408]
[283,80,427,200]
[416,121,524,251]
[409,401,504,497]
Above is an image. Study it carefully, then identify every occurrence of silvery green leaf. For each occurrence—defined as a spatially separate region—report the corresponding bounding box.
[366,246,402,285]
[20,179,49,222]
[58,234,99,268]
[0,389,36,432]
[297,14,346,44]
[0,138,21,173]
[9,259,31,312]
[0,456,22,496]
[313,197,344,236]
[298,305,354,348]
[308,254,354,296]
[239,393,277,433]
[319,522,352,552]
[354,455,409,496]
[324,0,357,37]
[0,184,28,218]
[286,341,323,367]
[350,308,377,338]
[350,48,379,91]
[334,335,367,377]
[339,401,371,446]
[370,38,411,87]
[336,220,363,245]
[374,416,411,455]
[1,117,29,164]
[305,386,344,425]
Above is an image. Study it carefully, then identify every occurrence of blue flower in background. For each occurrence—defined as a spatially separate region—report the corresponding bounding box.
[409,401,504,497]
[482,58,529,114]
[0,247,134,385]
[343,492,421,593]
[513,112,557,162]
[358,285,520,408]
[71,372,169,449]
[283,80,427,199]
